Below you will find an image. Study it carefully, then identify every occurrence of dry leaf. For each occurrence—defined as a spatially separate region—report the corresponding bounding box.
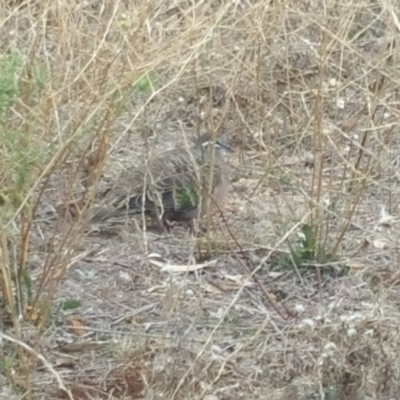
[373,240,388,250]
[369,75,385,94]
[202,283,223,293]
[147,252,163,259]
[224,274,252,287]
[378,206,394,227]
[147,259,166,268]
[53,357,78,369]
[147,284,165,293]
[337,117,359,132]
[346,260,366,270]
[24,305,41,325]
[351,238,370,256]
[70,319,85,335]
[148,258,217,272]
[268,271,285,278]
[58,342,104,353]
[219,282,244,291]
[10,369,28,390]
[119,271,132,282]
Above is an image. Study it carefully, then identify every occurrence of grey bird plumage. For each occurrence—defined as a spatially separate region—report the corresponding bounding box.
[91,133,232,229]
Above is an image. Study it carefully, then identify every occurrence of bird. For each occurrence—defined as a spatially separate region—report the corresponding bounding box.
[90,133,232,230]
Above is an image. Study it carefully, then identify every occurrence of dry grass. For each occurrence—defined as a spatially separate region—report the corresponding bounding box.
[1,0,400,399]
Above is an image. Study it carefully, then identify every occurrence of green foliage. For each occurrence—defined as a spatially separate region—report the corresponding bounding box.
[107,71,158,116]
[298,224,317,262]
[0,53,50,218]
[21,268,33,300]
[31,62,49,93]
[287,224,335,269]
[0,54,54,336]
[61,299,82,311]
[272,224,348,278]
[0,53,23,119]
[0,351,19,377]
[133,71,157,94]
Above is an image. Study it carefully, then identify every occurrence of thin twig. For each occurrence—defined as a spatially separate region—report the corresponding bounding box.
[0,332,74,400]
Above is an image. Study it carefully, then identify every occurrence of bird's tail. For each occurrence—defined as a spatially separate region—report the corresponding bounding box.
[89,206,122,222]
[90,193,152,222]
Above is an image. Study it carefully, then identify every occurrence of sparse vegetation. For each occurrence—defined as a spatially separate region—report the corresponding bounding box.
[1,1,400,399]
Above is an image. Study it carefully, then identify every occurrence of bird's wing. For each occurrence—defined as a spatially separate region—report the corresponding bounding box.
[102,147,201,212]
[99,144,224,215]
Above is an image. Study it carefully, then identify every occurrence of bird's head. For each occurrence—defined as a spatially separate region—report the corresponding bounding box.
[195,133,233,153]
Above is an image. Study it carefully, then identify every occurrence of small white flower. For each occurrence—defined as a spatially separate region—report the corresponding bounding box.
[300,318,315,328]
[336,97,345,109]
[329,78,337,87]
[294,304,305,313]
[347,328,357,337]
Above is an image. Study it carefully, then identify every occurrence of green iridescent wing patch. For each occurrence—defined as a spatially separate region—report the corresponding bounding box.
[174,185,200,211]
